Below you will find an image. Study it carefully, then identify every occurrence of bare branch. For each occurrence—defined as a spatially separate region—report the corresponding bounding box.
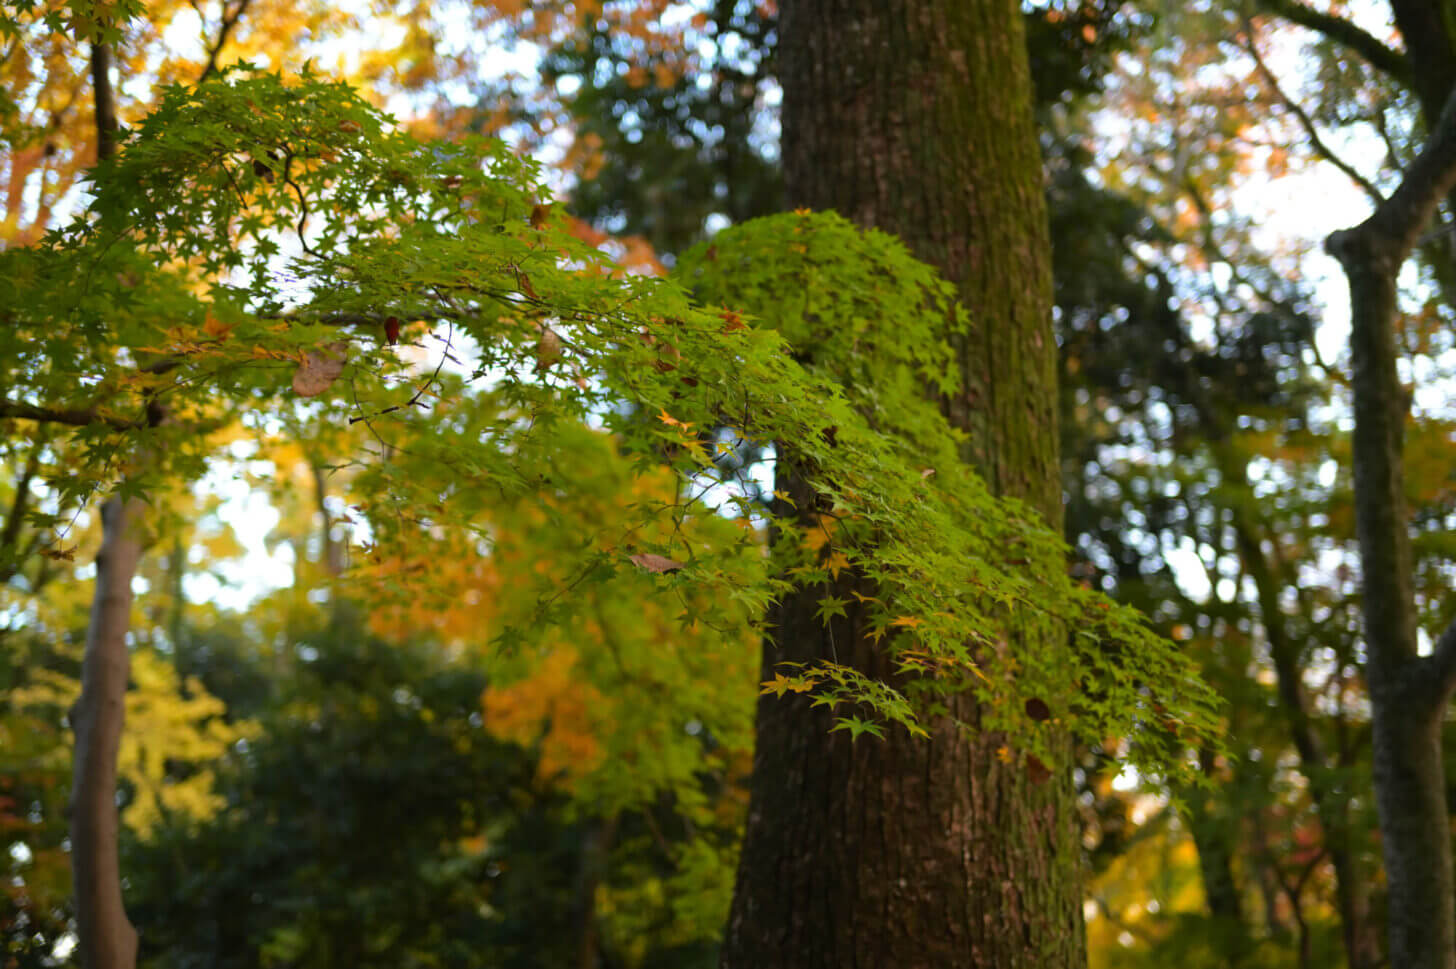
[198,0,253,83]
[1244,17,1386,207]
[1257,0,1412,87]
[1329,86,1456,266]
[1421,615,1456,704]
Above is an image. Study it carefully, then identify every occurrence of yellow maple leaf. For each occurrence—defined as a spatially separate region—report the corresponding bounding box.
[656,409,692,431]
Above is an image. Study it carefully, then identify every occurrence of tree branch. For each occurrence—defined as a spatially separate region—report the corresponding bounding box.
[1423,615,1456,705]
[0,401,143,429]
[0,435,45,584]
[1256,0,1412,87]
[89,41,118,163]
[1243,16,1385,207]
[198,0,253,83]
[1329,87,1456,268]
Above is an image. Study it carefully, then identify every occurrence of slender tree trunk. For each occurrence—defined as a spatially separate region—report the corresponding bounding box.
[89,41,118,164]
[722,1,1081,966]
[71,497,143,969]
[70,37,143,969]
[1327,86,1456,969]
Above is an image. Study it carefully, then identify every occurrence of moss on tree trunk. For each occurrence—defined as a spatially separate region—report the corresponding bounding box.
[721,1,1083,966]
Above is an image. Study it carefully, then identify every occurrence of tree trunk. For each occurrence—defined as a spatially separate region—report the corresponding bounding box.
[71,496,143,969]
[1327,85,1456,969]
[1186,747,1245,933]
[722,1,1081,966]
[1387,0,1456,324]
[1389,0,1456,133]
[70,37,143,969]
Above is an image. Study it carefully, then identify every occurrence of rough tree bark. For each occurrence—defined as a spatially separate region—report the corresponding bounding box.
[69,37,143,969]
[721,1,1081,966]
[1326,85,1456,969]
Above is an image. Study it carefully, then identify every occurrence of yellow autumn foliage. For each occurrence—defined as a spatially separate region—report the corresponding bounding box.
[10,650,256,839]
[481,645,608,784]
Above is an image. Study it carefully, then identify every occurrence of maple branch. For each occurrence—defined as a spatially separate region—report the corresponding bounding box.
[0,434,45,584]
[1256,0,1411,87]
[198,0,253,83]
[0,401,143,430]
[282,165,319,257]
[262,310,429,328]
[1243,17,1385,207]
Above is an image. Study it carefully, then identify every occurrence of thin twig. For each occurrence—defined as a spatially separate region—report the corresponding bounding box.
[1243,16,1385,206]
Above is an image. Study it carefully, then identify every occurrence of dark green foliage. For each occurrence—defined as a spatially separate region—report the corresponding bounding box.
[126,628,531,969]
[123,620,727,969]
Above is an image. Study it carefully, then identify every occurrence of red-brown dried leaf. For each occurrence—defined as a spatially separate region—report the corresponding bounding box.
[292,341,349,397]
[629,553,686,574]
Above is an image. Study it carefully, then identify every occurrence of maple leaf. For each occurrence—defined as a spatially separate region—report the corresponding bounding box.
[535,329,562,371]
[831,717,884,741]
[515,267,539,301]
[656,409,693,430]
[814,595,849,623]
[291,341,349,398]
[629,552,685,574]
[760,674,793,697]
